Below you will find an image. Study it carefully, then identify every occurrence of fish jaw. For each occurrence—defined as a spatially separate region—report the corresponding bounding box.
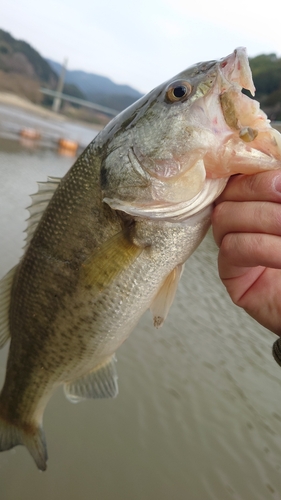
[218,47,256,97]
[104,177,228,222]
[203,47,281,178]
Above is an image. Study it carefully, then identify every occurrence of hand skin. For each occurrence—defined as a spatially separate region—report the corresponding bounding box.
[211,170,281,336]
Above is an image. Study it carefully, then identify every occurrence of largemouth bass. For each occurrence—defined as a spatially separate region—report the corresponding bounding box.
[0,48,281,471]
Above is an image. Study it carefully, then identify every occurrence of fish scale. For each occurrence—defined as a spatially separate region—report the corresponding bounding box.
[1,48,281,470]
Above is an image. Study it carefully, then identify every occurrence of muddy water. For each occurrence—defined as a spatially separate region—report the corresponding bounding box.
[1,109,281,500]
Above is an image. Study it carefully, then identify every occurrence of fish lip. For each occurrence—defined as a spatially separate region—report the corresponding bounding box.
[219,47,255,96]
[218,48,268,134]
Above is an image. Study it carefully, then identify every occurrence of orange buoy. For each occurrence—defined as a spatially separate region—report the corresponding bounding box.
[58,138,79,154]
[20,128,41,140]
[58,147,77,158]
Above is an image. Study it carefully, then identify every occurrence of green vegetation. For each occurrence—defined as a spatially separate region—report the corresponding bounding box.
[248,53,281,120]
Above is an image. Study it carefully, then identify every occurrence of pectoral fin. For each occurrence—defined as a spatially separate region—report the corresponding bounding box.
[64,356,118,403]
[150,264,184,328]
[82,230,143,291]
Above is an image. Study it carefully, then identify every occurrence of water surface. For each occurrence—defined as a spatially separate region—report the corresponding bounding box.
[1,109,281,500]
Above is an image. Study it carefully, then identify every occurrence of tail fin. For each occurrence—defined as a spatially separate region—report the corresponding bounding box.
[0,415,48,471]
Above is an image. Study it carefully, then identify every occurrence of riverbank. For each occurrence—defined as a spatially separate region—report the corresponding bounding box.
[0,93,102,150]
[0,92,104,130]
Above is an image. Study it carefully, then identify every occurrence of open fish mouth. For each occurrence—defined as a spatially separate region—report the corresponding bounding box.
[200,48,281,179]
[218,47,281,161]
[104,48,281,219]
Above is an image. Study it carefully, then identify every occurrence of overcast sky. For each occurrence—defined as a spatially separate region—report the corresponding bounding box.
[2,0,280,94]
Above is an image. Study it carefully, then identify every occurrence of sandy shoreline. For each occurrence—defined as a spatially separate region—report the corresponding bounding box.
[0,91,103,130]
[0,92,69,120]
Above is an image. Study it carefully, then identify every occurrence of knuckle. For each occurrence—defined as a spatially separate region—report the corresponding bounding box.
[211,202,226,227]
[271,204,281,233]
[254,201,281,235]
[219,233,234,259]
[245,170,276,199]
[211,203,228,246]
[245,172,260,195]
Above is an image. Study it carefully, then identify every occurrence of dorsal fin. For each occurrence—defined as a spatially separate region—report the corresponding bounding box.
[24,176,61,248]
[0,178,61,348]
[0,266,18,348]
[64,356,118,403]
[150,264,184,328]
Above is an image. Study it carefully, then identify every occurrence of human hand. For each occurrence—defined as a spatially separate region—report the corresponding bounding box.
[212,170,281,340]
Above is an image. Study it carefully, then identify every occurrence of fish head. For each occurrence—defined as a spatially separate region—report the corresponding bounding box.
[101,48,281,220]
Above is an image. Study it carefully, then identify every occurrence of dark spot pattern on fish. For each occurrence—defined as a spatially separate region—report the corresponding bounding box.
[100,163,108,190]
[1,48,281,471]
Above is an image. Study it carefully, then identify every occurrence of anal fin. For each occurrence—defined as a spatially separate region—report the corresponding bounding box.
[150,264,184,328]
[64,356,118,403]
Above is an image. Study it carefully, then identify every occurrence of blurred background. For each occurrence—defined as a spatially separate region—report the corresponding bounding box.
[1,2,281,499]
[1,0,281,125]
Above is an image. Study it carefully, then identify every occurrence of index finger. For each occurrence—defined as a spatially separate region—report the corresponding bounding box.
[215,170,281,204]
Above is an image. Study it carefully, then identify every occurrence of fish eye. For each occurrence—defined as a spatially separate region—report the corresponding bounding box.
[165,80,192,103]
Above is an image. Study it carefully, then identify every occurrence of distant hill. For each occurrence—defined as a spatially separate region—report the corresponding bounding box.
[0,28,58,103]
[46,59,143,112]
[0,29,57,86]
[0,28,142,115]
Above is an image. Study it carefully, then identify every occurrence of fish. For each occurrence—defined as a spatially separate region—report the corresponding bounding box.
[0,47,281,471]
